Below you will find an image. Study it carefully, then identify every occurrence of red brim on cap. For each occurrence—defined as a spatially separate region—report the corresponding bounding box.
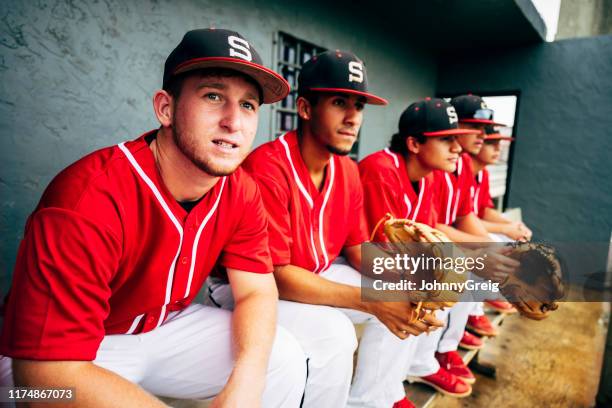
[423,128,483,137]
[485,134,515,141]
[308,87,388,105]
[460,118,506,126]
[173,57,290,104]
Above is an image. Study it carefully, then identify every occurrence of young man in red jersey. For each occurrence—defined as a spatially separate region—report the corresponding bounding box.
[360,97,478,400]
[217,50,442,408]
[472,125,532,242]
[468,124,531,314]
[0,29,307,407]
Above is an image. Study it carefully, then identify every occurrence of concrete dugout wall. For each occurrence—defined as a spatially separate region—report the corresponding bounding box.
[437,35,612,247]
[0,0,437,291]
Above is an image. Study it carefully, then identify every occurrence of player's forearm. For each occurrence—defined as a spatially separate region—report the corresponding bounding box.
[343,244,362,270]
[274,264,364,311]
[482,208,511,224]
[229,288,278,396]
[479,218,512,234]
[436,223,490,243]
[454,213,491,240]
[12,359,167,408]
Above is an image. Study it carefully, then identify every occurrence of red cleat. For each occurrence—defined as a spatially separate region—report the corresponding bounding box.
[485,300,517,314]
[392,397,416,408]
[459,330,484,350]
[409,367,472,397]
[436,350,476,384]
[467,314,498,337]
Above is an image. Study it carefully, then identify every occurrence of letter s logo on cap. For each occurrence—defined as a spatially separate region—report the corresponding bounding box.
[348,61,364,83]
[228,36,252,61]
[447,107,458,124]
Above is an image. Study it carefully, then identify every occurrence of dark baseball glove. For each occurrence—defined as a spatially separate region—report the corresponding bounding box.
[500,242,565,320]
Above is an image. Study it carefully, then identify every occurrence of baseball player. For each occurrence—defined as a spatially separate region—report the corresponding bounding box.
[359,98,469,236]
[359,97,478,400]
[0,29,307,407]
[471,125,532,242]
[440,95,501,342]
[209,50,442,408]
[447,96,520,336]
[468,124,527,313]
[407,95,521,392]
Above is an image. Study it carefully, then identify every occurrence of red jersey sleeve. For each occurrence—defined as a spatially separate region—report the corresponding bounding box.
[345,172,369,247]
[220,180,273,274]
[361,177,402,242]
[481,170,495,214]
[1,208,120,361]
[456,156,475,219]
[456,185,473,218]
[431,170,446,225]
[249,173,293,266]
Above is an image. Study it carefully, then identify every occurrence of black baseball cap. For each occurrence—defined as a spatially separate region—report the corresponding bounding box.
[163,28,290,104]
[449,94,506,126]
[298,50,387,105]
[399,98,482,137]
[484,124,515,141]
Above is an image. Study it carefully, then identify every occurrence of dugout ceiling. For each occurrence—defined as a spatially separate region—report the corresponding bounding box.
[333,0,546,54]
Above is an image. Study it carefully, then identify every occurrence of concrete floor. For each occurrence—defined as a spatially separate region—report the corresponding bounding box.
[161,302,608,408]
[432,302,608,408]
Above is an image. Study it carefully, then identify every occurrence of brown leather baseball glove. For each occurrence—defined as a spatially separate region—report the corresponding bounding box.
[379,215,466,321]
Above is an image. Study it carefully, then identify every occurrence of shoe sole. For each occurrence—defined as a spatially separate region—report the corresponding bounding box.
[459,342,483,351]
[466,324,498,337]
[457,375,476,384]
[407,376,472,398]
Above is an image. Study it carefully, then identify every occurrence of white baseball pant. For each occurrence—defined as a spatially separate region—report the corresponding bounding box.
[437,302,474,353]
[208,260,418,408]
[0,304,306,407]
[404,308,450,377]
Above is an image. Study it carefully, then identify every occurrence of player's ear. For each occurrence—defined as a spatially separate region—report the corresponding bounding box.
[153,90,174,128]
[296,96,312,121]
[406,136,420,155]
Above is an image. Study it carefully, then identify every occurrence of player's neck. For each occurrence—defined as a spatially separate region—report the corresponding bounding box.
[471,157,486,174]
[405,154,432,182]
[152,128,219,202]
[298,129,333,189]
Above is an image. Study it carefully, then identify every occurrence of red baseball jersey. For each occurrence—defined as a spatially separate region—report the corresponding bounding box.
[433,153,475,226]
[359,148,436,242]
[1,131,272,361]
[242,130,369,273]
[472,168,495,218]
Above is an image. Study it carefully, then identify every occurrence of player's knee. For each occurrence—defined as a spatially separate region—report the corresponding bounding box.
[268,327,307,384]
[0,356,13,386]
[318,308,358,354]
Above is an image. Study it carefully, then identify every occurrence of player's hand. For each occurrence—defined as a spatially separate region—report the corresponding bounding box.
[367,301,444,339]
[518,222,532,241]
[502,222,529,242]
[473,246,521,283]
[211,378,263,408]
